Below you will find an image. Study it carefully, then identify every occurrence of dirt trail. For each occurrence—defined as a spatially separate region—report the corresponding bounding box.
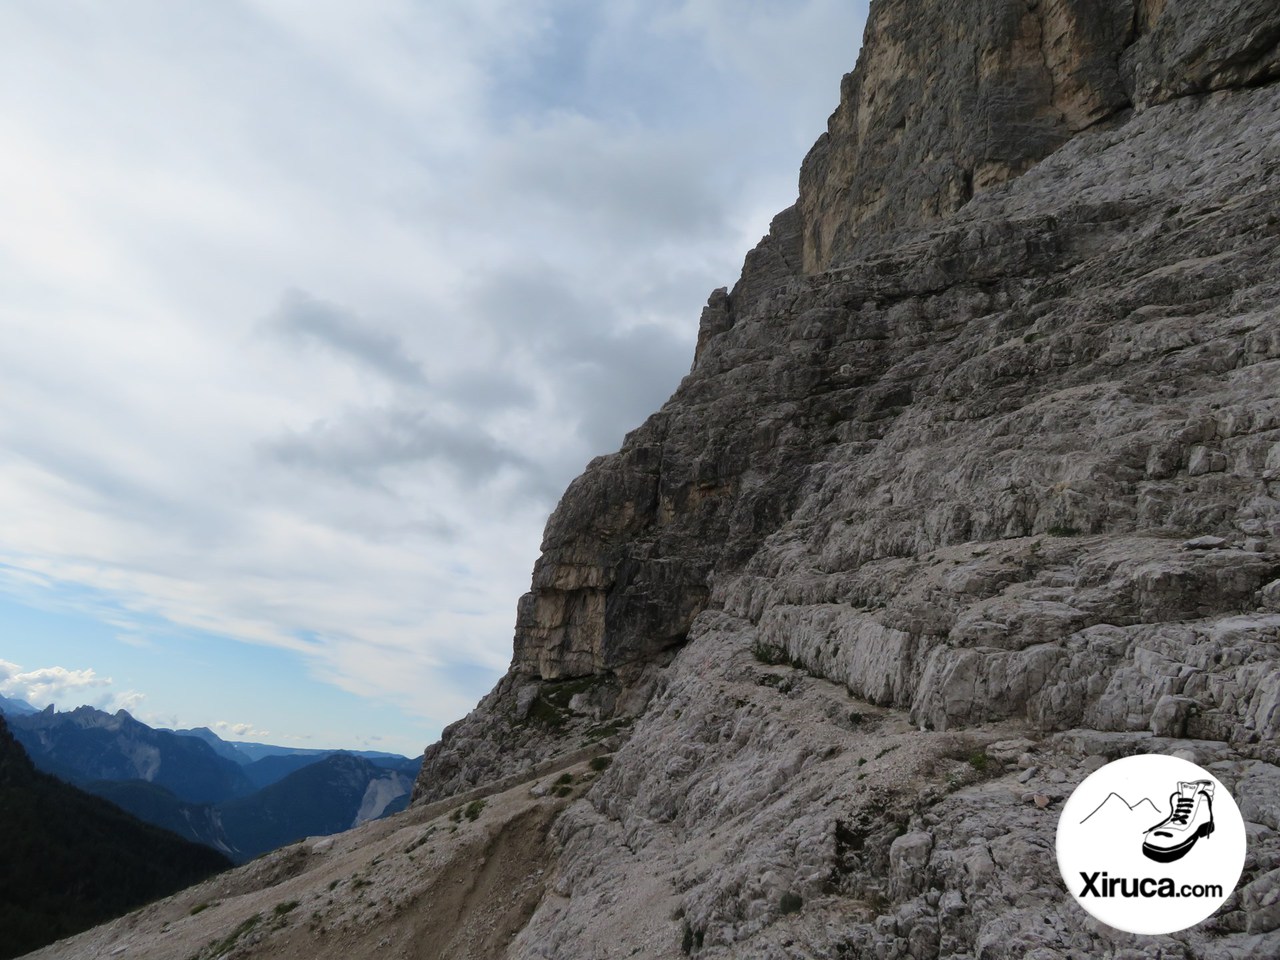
[24,751,610,960]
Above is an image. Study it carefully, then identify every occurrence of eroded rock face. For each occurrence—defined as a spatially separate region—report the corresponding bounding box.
[414,4,1280,954]
[1123,0,1280,109]
[417,60,1280,806]
[798,0,1135,273]
[509,203,809,687]
[25,5,1280,958]
[798,0,1280,273]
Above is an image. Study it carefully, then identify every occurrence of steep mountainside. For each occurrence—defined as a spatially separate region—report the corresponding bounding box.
[7,706,255,804]
[215,753,415,862]
[0,716,230,960]
[408,1,1280,955]
[26,2,1280,959]
[83,752,415,863]
[5,706,419,864]
[0,694,39,716]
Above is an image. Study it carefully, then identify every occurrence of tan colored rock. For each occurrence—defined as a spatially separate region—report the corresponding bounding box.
[798,0,1134,272]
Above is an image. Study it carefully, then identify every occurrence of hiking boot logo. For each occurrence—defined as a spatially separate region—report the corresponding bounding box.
[1057,754,1246,936]
[1142,779,1215,863]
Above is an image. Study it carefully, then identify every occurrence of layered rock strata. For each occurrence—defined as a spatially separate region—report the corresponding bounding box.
[416,0,1280,814]
[20,3,1280,959]
[799,0,1280,271]
[407,2,1280,956]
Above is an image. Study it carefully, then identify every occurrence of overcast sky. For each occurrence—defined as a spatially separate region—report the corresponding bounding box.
[0,0,868,757]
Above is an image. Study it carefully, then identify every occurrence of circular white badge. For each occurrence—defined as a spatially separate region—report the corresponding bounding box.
[1056,754,1246,935]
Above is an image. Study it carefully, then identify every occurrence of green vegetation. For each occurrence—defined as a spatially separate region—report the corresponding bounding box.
[779,891,804,915]
[272,900,299,917]
[1046,524,1080,537]
[589,755,612,772]
[556,772,574,785]
[463,799,486,822]
[523,676,607,730]
[750,640,796,666]
[404,826,436,854]
[967,751,989,773]
[582,716,633,743]
[525,696,571,729]
[193,912,261,960]
[189,901,217,916]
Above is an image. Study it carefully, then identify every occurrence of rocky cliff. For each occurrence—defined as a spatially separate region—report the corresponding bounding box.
[25,2,1280,959]
[797,0,1280,272]
[408,0,1280,955]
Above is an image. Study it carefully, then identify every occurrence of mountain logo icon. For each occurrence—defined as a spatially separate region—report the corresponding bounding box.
[1079,792,1162,826]
[1077,782,1217,864]
[1055,754,1246,936]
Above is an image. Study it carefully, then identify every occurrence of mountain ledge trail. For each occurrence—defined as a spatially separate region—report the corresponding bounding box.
[29,1,1280,958]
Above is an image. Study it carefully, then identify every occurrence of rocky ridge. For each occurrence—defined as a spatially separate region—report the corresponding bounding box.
[26,2,1280,958]
[407,1,1280,955]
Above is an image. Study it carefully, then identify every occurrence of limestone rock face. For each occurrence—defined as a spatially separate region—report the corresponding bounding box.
[799,0,1134,272]
[405,1,1280,955]
[798,0,1280,273]
[508,203,809,688]
[1123,0,1280,109]
[25,4,1280,958]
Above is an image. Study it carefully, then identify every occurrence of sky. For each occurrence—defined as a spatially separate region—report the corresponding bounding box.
[0,0,869,758]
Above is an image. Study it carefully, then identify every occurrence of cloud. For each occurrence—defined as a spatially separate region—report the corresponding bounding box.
[0,660,134,711]
[485,114,731,244]
[4,665,110,702]
[0,0,869,748]
[261,289,426,386]
[263,406,537,488]
[465,264,694,457]
[112,690,147,714]
[215,721,270,740]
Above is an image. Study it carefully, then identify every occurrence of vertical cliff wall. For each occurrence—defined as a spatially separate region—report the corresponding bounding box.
[399,0,1280,947]
[27,3,1280,959]
[414,0,1280,811]
[798,0,1280,272]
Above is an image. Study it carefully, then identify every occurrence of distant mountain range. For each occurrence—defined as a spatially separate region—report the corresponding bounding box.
[7,705,256,804]
[0,702,421,863]
[172,724,411,765]
[0,692,39,715]
[0,714,230,959]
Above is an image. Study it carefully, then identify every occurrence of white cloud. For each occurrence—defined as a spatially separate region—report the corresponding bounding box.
[112,690,147,715]
[0,660,116,709]
[0,1,868,743]
[215,721,271,740]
